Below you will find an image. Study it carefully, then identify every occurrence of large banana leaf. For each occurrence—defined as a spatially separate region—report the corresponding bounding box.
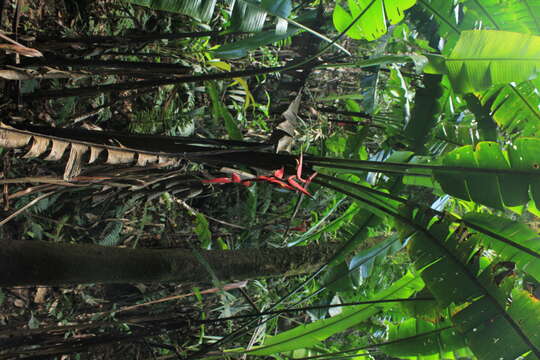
[333,0,416,41]
[463,212,540,281]
[128,0,217,22]
[409,216,540,360]
[418,0,540,53]
[478,79,540,137]
[381,318,473,359]
[244,271,424,356]
[465,0,540,36]
[434,138,540,209]
[213,26,299,58]
[445,30,540,93]
[128,0,292,32]
[452,287,540,360]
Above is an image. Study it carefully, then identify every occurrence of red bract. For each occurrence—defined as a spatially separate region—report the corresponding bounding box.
[231,173,242,183]
[201,177,233,184]
[202,173,253,187]
[296,154,305,182]
[287,176,312,197]
[202,156,317,196]
[257,175,296,191]
[273,167,285,179]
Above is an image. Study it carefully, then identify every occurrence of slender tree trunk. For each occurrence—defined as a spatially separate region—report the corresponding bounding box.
[317,106,372,119]
[22,57,191,74]
[24,65,289,100]
[0,239,337,286]
[36,31,218,44]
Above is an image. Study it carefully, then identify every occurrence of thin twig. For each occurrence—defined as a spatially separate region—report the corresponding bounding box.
[0,191,56,226]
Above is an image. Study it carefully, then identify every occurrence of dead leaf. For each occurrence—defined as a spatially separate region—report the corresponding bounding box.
[64,144,88,180]
[33,287,49,304]
[0,43,43,57]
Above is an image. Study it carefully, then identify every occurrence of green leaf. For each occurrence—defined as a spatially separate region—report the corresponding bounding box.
[127,0,217,22]
[128,0,292,33]
[247,272,424,356]
[348,234,402,287]
[479,80,540,137]
[452,288,540,360]
[446,30,540,93]
[382,318,470,358]
[434,138,540,209]
[261,0,291,18]
[194,212,212,249]
[463,212,540,281]
[213,27,300,59]
[333,0,417,41]
[464,0,540,36]
[206,82,243,140]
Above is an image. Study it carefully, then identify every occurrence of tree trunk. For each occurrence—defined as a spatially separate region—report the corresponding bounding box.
[0,239,337,286]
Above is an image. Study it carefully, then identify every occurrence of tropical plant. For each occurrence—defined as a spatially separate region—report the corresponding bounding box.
[1,0,540,359]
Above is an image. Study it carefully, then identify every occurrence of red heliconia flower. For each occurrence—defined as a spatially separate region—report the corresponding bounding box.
[257,175,296,191]
[231,173,242,183]
[273,167,285,179]
[305,171,318,185]
[287,176,312,197]
[201,177,234,184]
[202,173,253,187]
[295,154,306,182]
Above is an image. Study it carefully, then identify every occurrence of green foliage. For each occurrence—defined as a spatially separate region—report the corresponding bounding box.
[434,138,540,209]
[463,212,540,281]
[333,0,416,41]
[245,272,424,356]
[444,30,540,93]
[207,82,243,140]
[409,213,540,360]
[194,212,213,249]
[127,0,293,32]
[8,0,540,359]
[382,318,471,359]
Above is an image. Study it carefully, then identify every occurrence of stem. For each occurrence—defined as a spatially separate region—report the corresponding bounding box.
[22,57,191,74]
[0,240,338,286]
[317,106,372,119]
[36,31,218,44]
[24,64,290,100]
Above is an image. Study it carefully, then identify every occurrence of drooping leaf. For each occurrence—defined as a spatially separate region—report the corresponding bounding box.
[128,0,293,33]
[0,123,173,180]
[246,272,424,356]
[445,30,540,93]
